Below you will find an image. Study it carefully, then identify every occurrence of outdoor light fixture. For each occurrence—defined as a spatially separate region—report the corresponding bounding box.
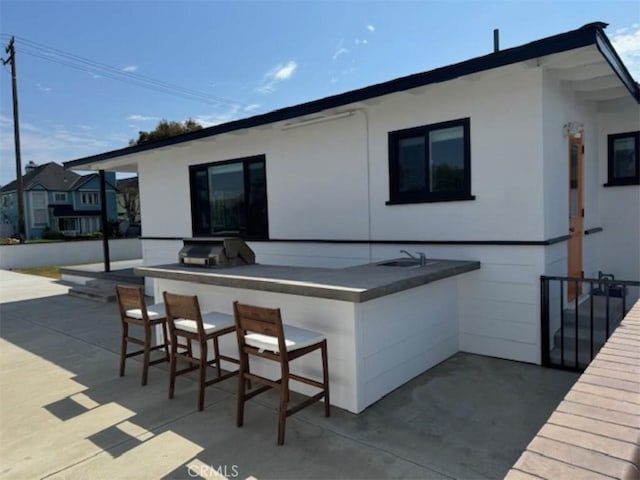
[563,122,584,138]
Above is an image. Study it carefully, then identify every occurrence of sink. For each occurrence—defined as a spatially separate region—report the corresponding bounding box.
[378,259,438,268]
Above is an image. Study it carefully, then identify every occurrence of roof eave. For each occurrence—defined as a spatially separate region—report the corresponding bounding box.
[594,30,640,103]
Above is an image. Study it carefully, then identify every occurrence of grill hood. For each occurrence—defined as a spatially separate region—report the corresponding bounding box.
[178,238,255,268]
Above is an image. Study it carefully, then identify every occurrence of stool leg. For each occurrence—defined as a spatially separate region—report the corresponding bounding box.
[119,324,128,377]
[321,340,330,417]
[277,380,288,446]
[213,336,221,379]
[161,321,170,361]
[198,340,208,411]
[142,326,151,386]
[168,335,177,400]
[236,353,247,428]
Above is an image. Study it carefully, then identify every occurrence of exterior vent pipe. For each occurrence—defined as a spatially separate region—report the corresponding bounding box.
[494,29,500,52]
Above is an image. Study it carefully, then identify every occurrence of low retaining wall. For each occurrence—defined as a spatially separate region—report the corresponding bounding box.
[506,300,640,479]
[0,238,141,269]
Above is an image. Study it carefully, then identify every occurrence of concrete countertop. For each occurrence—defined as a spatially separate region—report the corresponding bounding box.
[135,259,480,303]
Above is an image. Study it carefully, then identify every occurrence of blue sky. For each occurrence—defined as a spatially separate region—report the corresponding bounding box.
[1,0,639,186]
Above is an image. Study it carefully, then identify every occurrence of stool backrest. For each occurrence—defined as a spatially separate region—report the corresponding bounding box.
[163,292,205,337]
[115,285,148,323]
[233,301,287,356]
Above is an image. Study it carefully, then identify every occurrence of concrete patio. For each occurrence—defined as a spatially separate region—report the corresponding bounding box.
[0,269,579,480]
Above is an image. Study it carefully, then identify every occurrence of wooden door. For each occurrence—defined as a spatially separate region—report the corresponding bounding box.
[567,135,583,301]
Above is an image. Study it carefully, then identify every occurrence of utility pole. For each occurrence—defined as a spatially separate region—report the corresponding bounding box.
[3,36,26,243]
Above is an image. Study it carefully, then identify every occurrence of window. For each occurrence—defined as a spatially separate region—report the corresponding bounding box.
[388,117,473,204]
[53,192,67,203]
[80,192,100,205]
[58,218,77,231]
[31,191,48,227]
[190,155,268,239]
[606,131,639,186]
[1,193,13,209]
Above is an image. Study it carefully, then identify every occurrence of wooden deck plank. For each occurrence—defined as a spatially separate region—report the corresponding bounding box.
[547,411,640,444]
[528,435,637,478]
[513,451,612,480]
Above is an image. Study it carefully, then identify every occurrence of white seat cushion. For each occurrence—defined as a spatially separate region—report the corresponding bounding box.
[245,324,325,353]
[126,302,166,320]
[173,312,234,335]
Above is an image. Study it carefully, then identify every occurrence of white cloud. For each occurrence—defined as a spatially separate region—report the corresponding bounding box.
[127,114,160,122]
[256,61,298,93]
[36,83,52,94]
[366,25,375,32]
[122,65,139,72]
[355,39,368,46]
[333,39,349,60]
[243,104,261,112]
[0,119,118,185]
[611,25,640,80]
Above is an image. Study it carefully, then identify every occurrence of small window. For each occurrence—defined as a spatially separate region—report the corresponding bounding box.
[190,155,268,239]
[53,192,67,203]
[388,118,474,204]
[80,192,100,205]
[606,131,639,186]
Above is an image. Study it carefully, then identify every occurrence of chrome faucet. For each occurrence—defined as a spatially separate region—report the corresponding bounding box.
[400,250,427,266]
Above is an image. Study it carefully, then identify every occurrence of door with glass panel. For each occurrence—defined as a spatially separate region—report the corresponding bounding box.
[567,135,583,301]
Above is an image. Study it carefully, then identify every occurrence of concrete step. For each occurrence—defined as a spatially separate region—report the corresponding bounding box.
[68,279,142,303]
[549,342,606,370]
[68,284,116,303]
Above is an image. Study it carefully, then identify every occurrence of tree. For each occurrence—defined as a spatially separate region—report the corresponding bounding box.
[129,118,203,146]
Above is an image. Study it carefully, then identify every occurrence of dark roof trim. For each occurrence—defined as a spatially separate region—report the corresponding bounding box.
[594,29,640,102]
[51,205,102,217]
[64,22,636,170]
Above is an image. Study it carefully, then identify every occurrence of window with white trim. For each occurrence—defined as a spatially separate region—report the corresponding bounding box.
[80,192,100,205]
[31,191,48,227]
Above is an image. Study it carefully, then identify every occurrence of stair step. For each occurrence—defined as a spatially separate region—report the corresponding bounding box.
[68,277,145,303]
[68,285,115,303]
[549,344,603,370]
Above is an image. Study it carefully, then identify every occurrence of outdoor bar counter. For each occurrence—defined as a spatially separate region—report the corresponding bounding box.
[136,259,480,413]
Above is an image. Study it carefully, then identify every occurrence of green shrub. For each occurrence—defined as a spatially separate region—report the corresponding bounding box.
[42,228,66,240]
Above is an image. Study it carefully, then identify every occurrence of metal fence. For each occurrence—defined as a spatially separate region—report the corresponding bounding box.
[540,274,640,371]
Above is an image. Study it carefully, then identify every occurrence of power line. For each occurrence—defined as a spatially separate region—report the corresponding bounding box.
[0,33,251,109]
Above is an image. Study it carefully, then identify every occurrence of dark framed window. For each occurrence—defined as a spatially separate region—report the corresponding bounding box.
[387,117,474,204]
[190,155,268,239]
[606,131,639,186]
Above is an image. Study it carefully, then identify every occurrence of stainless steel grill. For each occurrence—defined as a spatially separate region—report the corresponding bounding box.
[178,238,255,268]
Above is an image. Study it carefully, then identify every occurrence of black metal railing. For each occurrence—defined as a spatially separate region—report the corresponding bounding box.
[541,274,640,371]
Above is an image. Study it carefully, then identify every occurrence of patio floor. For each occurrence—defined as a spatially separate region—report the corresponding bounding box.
[0,269,579,480]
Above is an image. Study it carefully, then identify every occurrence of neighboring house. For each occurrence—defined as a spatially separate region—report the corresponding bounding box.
[0,161,118,239]
[65,23,639,367]
[116,176,141,224]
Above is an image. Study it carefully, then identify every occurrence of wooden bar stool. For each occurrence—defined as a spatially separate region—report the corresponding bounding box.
[233,301,330,445]
[115,285,170,386]
[163,292,239,411]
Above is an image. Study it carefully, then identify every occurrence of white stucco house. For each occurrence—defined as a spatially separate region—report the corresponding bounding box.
[66,22,639,369]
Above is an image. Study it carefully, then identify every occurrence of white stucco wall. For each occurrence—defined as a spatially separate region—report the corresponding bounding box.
[138,63,545,244]
[598,105,640,302]
[0,238,141,269]
[132,59,638,368]
[541,69,601,280]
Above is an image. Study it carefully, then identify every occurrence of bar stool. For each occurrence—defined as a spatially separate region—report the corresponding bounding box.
[115,285,170,386]
[233,301,330,445]
[163,292,239,411]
